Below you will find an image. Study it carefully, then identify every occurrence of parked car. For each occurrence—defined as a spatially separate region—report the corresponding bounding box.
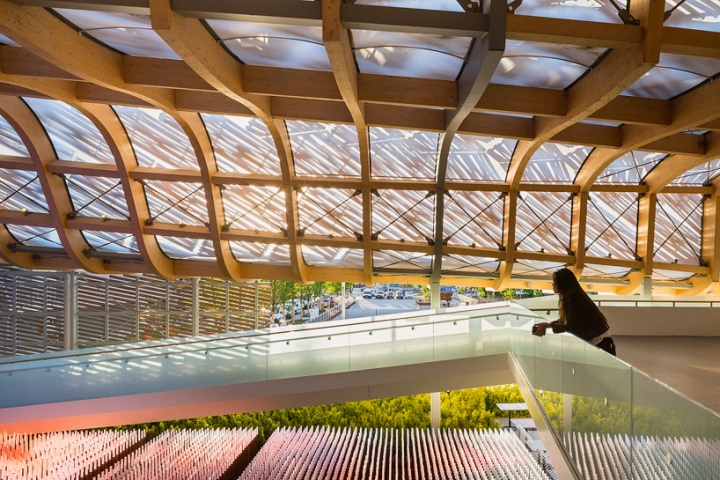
[394,291,405,299]
[375,291,386,299]
[363,289,375,298]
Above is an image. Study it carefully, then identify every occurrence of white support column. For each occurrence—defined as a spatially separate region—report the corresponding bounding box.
[430,282,440,310]
[64,270,77,351]
[431,391,441,429]
[640,276,653,298]
[563,393,573,436]
[191,277,200,337]
[341,282,346,320]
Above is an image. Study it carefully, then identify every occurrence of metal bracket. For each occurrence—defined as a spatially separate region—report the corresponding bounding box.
[507,0,522,14]
[456,0,479,12]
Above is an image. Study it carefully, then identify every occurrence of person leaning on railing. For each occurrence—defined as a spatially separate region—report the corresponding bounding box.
[531,267,616,356]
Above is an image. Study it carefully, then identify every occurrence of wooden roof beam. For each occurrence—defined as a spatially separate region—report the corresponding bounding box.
[323,0,372,286]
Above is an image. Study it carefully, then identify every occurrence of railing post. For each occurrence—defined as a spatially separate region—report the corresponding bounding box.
[254,280,259,330]
[431,392,441,429]
[191,277,200,337]
[64,270,77,351]
[341,282,346,320]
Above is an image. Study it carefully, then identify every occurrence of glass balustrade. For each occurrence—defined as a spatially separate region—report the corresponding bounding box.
[1,301,718,479]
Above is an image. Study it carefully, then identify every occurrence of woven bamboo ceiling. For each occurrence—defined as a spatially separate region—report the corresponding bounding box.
[0,0,719,294]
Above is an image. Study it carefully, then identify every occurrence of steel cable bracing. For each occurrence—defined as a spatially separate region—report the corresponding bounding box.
[375,249,429,270]
[0,175,49,212]
[298,189,359,236]
[63,177,129,219]
[443,254,499,274]
[514,193,571,250]
[372,190,434,241]
[223,188,285,232]
[653,195,703,261]
[586,194,637,257]
[143,182,209,227]
[443,191,504,247]
[85,233,137,253]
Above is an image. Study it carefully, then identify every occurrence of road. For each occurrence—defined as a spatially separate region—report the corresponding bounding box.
[344,295,428,319]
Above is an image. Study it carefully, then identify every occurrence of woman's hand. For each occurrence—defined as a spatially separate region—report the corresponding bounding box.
[532,322,551,337]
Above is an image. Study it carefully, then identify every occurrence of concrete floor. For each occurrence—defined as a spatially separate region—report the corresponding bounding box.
[614,336,720,414]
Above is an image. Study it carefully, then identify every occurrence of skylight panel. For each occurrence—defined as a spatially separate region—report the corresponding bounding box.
[353,30,471,80]
[669,159,720,185]
[144,181,209,227]
[157,236,216,261]
[301,246,364,268]
[64,174,130,220]
[521,142,592,183]
[370,127,438,179]
[372,189,435,242]
[582,264,632,279]
[443,190,504,249]
[53,9,180,59]
[205,20,331,71]
[447,135,516,181]
[512,259,567,277]
[586,192,638,260]
[202,114,280,175]
[0,116,29,156]
[83,231,139,255]
[222,185,287,234]
[493,41,607,90]
[373,250,432,271]
[23,98,114,164]
[664,0,720,32]
[652,269,695,282]
[355,0,464,11]
[515,191,572,254]
[596,151,667,184]
[441,255,500,275]
[6,225,62,249]
[0,169,49,213]
[297,188,363,238]
[510,0,626,23]
[287,121,361,177]
[114,106,199,169]
[623,53,720,99]
[654,193,702,265]
[230,242,291,266]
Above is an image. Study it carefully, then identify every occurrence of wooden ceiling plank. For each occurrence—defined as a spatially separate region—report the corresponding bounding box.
[130,167,202,183]
[124,56,214,91]
[506,15,643,48]
[0,209,53,227]
[477,84,565,117]
[47,160,119,178]
[551,123,621,148]
[0,154,34,170]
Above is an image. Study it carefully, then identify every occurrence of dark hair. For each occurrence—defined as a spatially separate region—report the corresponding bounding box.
[553,267,608,328]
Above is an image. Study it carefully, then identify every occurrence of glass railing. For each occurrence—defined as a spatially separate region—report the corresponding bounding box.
[1,301,718,479]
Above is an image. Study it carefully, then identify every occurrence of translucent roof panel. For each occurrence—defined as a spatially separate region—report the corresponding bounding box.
[83,231,139,255]
[373,250,432,271]
[114,106,198,169]
[287,121,361,177]
[652,269,695,282]
[23,98,114,164]
[231,242,291,266]
[512,260,566,277]
[664,0,720,31]
[6,225,62,249]
[297,188,363,238]
[446,135,516,181]
[442,255,500,275]
[0,33,19,47]
[512,0,625,22]
[370,127,438,179]
[515,191,572,254]
[586,192,638,260]
[493,41,606,89]
[64,175,129,220]
[301,246,364,268]
[201,114,280,175]
[443,190,504,249]
[582,264,632,279]
[222,185,287,233]
[654,193,703,265]
[157,236,216,261]
[0,169,49,213]
[352,30,471,80]
[372,189,435,242]
[144,181,209,227]
[521,142,593,183]
[0,115,29,156]
[205,20,330,71]
[623,53,720,99]
[53,9,180,59]
[669,159,720,185]
[355,0,463,11]
[596,150,667,184]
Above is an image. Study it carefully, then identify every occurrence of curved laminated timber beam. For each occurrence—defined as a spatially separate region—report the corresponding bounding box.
[0,0,719,291]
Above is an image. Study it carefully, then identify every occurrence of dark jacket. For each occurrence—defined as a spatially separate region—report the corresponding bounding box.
[550,293,609,342]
